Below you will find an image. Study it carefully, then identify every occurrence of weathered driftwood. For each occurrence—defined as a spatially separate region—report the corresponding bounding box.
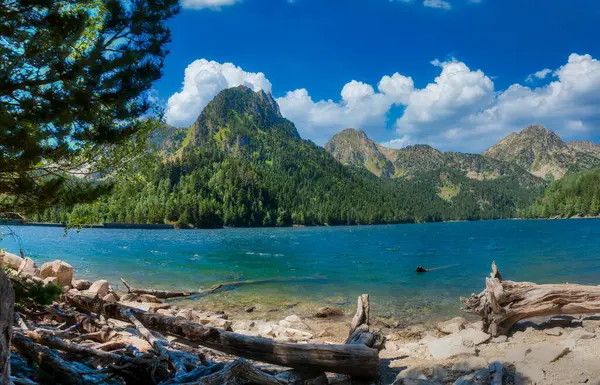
[11,332,116,385]
[120,278,223,299]
[188,359,283,385]
[66,293,381,377]
[462,262,600,336]
[1,270,14,385]
[22,329,123,362]
[121,308,187,378]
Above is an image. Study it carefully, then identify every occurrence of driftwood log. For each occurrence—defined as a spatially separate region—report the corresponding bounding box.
[66,293,382,378]
[462,262,600,336]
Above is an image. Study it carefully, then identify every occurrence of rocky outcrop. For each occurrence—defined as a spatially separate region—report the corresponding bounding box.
[483,124,600,180]
[0,251,23,270]
[84,280,109,297]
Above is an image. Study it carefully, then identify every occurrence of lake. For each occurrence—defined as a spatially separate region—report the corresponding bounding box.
[2,219,599,323]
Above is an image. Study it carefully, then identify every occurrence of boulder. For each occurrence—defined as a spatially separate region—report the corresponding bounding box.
[453,368,490,385]
[42,277,58,285]
[543,327,563,336]
[138,294,161,303]
[84,280,109,297]
[457,328,490,346]
[527,343,569,365]
[176,309,193,320]
[451,357,488,372]
[71,279,92,290]
[427,334,475,360]
[148,303,171,312]
[40,260,72,286]
[103,293,118,303]
[120,293,139,302]
[437,317,468,334]
[314,306,344,318]
[18,257,40,277]
[0,251,23,270]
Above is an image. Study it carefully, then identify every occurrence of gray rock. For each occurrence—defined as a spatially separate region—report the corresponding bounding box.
[427,334,475,360]
[314,306,344,318]
[451,357,488,372]
[431,365,448,382]
[506,344,532,363]
[71,279,92,290]
[458,328,491,346]
[567,329,595,340]
[396,367,427,380]
[543,327,563,336]
[527,343,569,365]
[492,335,508,343]
[453,368,490,385]
[515,363,545,384]
[437,317,468,334]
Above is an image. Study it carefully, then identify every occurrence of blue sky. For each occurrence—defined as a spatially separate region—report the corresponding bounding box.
[154,0,600,152]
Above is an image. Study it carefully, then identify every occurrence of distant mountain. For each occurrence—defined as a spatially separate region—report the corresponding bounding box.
[185,85,299,151]
[567,140,600,159]
[483,125,600,180]
[324,129,395,177]
[42,87,552,227]
[325,129,542,185]
[150,123,187,156]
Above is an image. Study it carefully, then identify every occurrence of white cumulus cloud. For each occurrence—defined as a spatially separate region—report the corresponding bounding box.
[423,0,451,9]
[165,59,272,127]
[181,0,241,10]
[276,74,414,144]
[164,53,600,152]
[526,68,552,82]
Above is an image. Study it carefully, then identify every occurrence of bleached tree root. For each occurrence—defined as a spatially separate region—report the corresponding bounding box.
[461,262,600,336]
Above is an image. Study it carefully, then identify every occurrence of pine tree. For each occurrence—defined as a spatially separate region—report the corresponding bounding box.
[0,0,179,214]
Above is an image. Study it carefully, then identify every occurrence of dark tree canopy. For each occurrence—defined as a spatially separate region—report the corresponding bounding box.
[0,0,179,213]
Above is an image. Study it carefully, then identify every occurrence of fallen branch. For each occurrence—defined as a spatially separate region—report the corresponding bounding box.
[66,293,380,378]
[462,262,600,336]
[12,332,116,385]
[121,308,187,378]
[22,329,122,361]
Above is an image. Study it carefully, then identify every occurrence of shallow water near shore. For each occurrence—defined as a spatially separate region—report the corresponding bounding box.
[3,219,600,323]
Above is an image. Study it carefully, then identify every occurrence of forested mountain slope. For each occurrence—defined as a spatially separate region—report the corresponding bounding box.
[37,87,547,227]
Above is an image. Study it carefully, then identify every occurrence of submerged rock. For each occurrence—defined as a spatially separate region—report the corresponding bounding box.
[314,306,344,318]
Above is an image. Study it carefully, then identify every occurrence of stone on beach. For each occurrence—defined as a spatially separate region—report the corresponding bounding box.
[19,258,40,278]
[71,279,92,290]
[138,294,161,303]
[103,293,118,303]
[451,357,488,372]
[40,260,72,287]
[84,279,109,297]
[314,306,344,318]
[0,251,23,270]
[437,317,468,334]
[427,334,476,360]
[506,343,569,365]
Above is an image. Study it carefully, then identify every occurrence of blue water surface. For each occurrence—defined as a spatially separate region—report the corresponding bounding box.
[2,220,599,321]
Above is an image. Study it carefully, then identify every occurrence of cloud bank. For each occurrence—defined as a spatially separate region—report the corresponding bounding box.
[164,53,600,152]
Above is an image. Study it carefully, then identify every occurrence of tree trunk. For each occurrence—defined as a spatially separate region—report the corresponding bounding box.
[66,293,380,378]
[1,270,14,385]
[461,264,600,336]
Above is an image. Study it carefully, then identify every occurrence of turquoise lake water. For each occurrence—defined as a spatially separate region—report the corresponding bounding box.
[2,219,599,322]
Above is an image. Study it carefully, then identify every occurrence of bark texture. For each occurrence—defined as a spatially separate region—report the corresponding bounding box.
[66,293,380,377]
[1,270,14,385]
[462,263,600,336]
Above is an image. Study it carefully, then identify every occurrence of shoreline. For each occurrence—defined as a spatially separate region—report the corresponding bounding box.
[4,252,600,384]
